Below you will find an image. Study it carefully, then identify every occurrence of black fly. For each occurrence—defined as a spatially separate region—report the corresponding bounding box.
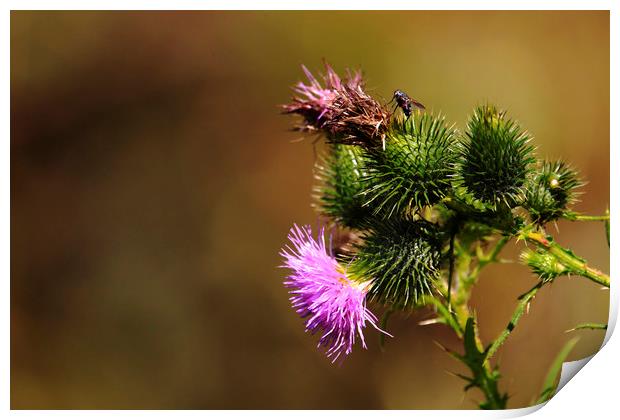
[392,90,425,119]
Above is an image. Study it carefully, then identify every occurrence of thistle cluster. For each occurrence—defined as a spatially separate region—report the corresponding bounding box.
[280,62,585,364]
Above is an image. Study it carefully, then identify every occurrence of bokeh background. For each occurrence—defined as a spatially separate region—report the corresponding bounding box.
[11,11,609,409]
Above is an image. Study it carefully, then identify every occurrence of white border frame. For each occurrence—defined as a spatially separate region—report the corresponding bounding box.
[4,2,617,419]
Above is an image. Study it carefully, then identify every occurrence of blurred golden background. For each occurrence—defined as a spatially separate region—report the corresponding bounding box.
[11,11,609,409]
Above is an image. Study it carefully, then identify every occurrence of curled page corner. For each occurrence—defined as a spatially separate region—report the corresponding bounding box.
[602,287,617,347]
[556,355,594,393]
[495,402,546,418]
[534,281,615,411]
[496,355,597,418]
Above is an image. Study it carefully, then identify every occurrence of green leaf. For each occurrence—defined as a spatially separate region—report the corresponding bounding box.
[452,317,509,409]
[379,309,394,351]
[535,337,579,404]
[463,317,484,364]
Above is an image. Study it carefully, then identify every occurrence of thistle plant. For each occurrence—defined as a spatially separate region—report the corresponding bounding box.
[279,62,610,409]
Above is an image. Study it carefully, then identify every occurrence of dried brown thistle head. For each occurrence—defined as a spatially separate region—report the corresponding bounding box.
[283,62,392,148]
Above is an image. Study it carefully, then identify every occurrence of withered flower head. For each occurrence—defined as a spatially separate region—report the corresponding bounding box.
[282,62,362,132]
[283,62,391,148]
[322,84,391,148]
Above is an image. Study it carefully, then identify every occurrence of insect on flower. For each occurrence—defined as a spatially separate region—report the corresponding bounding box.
[392,89,426,119]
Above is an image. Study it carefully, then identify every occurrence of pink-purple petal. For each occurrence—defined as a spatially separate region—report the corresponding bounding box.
[280,224,389,362]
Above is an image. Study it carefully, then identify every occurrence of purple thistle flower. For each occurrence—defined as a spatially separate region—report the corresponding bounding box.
[280,224,389,362]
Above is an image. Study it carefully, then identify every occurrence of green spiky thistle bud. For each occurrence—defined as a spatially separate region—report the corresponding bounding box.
[459,105,535,209]
[348,219,442,308]
[524,160,581,225]
[361,113,459,218]
[520,248,569,282]
[314,144,371,229]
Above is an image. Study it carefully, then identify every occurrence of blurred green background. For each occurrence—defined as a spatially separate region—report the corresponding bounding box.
[10,11,609,409]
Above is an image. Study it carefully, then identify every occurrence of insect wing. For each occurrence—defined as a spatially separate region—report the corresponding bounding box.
[410,98,426,110]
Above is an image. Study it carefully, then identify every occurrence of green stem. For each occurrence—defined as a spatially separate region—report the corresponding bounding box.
[427,296,463,337]
[447,230,456,311]
[566,322,607,332]
[455,236,509,306]
[379,308,394,350]
[564,212,610,222]
[523,231,610,287]
[485,280,545,362]
[479,373,506,409]
[483,235,510,264]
